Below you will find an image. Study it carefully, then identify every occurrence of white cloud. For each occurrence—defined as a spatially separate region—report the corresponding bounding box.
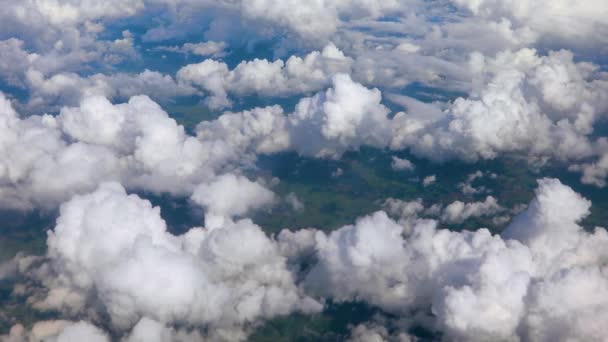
[156,41,227,57]
[191,173,276,228]
[297,178,608,341]
[177,44,353,109]
[451,0,608,48]
[288,73,391,158]
[391,156,415,171]
[391,49,608,163]
[34,182,321,334]
[422,175,436,187]
[441,196,504,224]
[1,321,109,342]
[285,192,305,212]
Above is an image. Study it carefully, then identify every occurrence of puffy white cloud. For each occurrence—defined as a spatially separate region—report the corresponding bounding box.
[177,44,353,109]
[34,182,321,335]
[195,105,290,156]
[191,173,276,228]
[391,156,415,172]
[288,73,391,158]
[383,195,510,228]
[238,0,410,41]
[123,317,206,342]
[570,141,608,187]
[0,74,397,209]
[450,0,608,48]
[155,41,227,57]
[422,175,436,187]
[391,49,608,163]
[457,170,495,195]
[1,321,109,342]
[348,322,413,342]
[441,196,504,224]
[0,91,265,209]
[196,72,395,159]
[298,178,608,341]
[24,68,195,113]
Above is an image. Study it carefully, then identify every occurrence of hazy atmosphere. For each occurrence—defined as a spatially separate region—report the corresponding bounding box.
[0,0,607,341]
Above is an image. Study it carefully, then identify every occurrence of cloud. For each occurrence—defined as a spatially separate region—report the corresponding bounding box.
[288,73,391,158]
[391,156,415,172]
[296,178,608,341]
[390,48,608,163]
[0,91,281,209]
[285,192,305,212]
[348,322,413,342]
[237,0,411,42]
[33,182,320,335]
[177,44,353,109]
[1,320,109,342]
[422,175,436,187]
[441,196,504,224]
[191,173,276,228]
[24,68,195,113]
[457,170,495,195]
[450,0,608,49]
[123,317,206,342]
[155,41,227,57]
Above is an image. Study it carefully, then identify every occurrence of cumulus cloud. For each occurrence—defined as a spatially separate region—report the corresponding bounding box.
[31,182,320,337]
[191,174,276,228]
[0,70,401,210]
[441,196,504,224]
[177,44,353,109]
[383,195,508,228]
[197,73,394,159]
[1,320,109,342]
[285,192,305,212]
[288,73,391,158]
[123,317,206,342]
[348,322,413,342]
[391,156,415,172]
[451,0,608,49]
[237,0,412,42]
[390,48,608,163]
[457,170,495,195]
[422,175,436,187]
[295,178,608,341]
[24,68,195,113]
[155,41,227,57]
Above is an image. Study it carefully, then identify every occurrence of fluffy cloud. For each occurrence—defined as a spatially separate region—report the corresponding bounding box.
[191,174,276,228]
[0,91,242,208]
[195,105,290,156]
[422,175,436,187]
[441,196,504,224]
[33,182,320,336]
[197,73,393,159]
[288,74,391,158]
[177,44,353,109]
[391,48,608,163]
[297,178,608,341]
[0,72,396,209]
[155,41,227,57]
[457,170,495,195]
[1,321,109,342]
[123,317,206,342]
[238,0,411,42]
[391,156,415,171]
[348,322,413,342]
[24,68,195,113]
[451,0,608,48]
